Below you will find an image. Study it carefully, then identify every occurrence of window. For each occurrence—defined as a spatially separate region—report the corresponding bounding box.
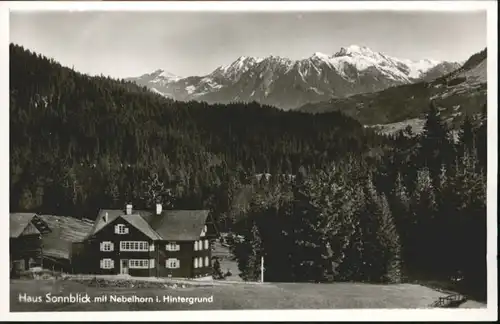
[204,256,210,267]
[198,240,202,250]
[201,225,208,237]
[115,224,129,234]
[194,258,198,268]
[100,241,114,252]
[197,257,203,268]
[129,259,149,269]
[149,259,155,268]
[166,242,180,251]
[120,241,149,252]
[204,240,209,250]
[100,258,114,269]
[194,241,198,251]
[166,258,180,269]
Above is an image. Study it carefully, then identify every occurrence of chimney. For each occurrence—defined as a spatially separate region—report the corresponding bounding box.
[156,203,162,215]
[126,204,133,215]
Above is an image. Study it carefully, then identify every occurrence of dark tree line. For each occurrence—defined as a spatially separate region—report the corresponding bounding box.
[231,98,487,300]
[10,43,386,221]
[10,44,487,300]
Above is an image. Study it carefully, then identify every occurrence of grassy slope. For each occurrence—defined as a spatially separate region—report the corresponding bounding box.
[10,279,485,312]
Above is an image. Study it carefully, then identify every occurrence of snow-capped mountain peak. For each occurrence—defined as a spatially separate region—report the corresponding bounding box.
[310,52,330,60]
[157,69,181,80]
[210,56,264,82]
[334,45,380,59]
[140,69,182,83]
[329,44,447,81]
[127,45,460,110]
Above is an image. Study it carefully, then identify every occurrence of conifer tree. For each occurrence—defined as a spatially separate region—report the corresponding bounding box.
[358,174,386,282]
[458,114,475,155]
[335,182,365,281]
[376,193,402,283]
[409,168,437,275]
[239,220,263,281]
[420,101,452,188]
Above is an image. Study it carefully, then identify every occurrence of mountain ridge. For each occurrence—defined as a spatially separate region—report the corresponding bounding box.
[298,48,487,130]
[127,45,461,110]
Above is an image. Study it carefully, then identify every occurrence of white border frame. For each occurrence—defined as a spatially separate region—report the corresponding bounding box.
[1,1,497,322]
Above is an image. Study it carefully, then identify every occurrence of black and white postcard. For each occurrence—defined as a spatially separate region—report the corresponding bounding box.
[1,1,497,322]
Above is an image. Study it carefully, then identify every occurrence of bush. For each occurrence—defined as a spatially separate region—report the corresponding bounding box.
[212,257,225,280]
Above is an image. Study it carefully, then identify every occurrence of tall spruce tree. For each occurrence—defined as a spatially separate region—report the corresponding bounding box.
[376,193,402,283]
[458,114,475,156]
[420,101,452,189]
[409,168,437,276]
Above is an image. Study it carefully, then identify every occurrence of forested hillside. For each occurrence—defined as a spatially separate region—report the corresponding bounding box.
[9,44,487,300]
[231,101,486,299]
[10,43,384,220]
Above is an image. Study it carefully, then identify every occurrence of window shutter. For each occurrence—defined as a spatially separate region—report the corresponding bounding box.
[205,256,209,267]
[176,244,180,251]
[100,259,104,269]
[204,240,209,250]
[194,241,198,251]
[114,225,119,234]
[150,259,155,268]
[125,227,129,234]
[111,259,114,268]
[110,242,114,251]
[194,258,198,269]
[99,242,103,251]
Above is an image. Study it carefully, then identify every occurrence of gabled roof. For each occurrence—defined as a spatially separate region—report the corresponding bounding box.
[38,215,94,259]
[86,209,160,240]
[86,208,210,242]
[86,209,123,239]
[147,210,210,241]
[42,236,72,260]
[10,213,39,238]
[121,214,162,240]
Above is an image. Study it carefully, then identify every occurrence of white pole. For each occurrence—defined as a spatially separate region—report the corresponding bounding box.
[260,256,264,283]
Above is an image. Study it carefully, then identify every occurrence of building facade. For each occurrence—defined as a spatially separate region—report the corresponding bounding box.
[9,213,51,271]
[73,204,215,278]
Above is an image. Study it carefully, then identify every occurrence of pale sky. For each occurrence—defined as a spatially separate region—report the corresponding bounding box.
[9,11,487,79]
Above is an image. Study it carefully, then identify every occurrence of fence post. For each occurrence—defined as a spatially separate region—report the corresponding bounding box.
[260,256,264,283]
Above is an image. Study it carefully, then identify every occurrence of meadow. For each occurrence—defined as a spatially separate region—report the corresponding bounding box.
[10,277,485,312]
